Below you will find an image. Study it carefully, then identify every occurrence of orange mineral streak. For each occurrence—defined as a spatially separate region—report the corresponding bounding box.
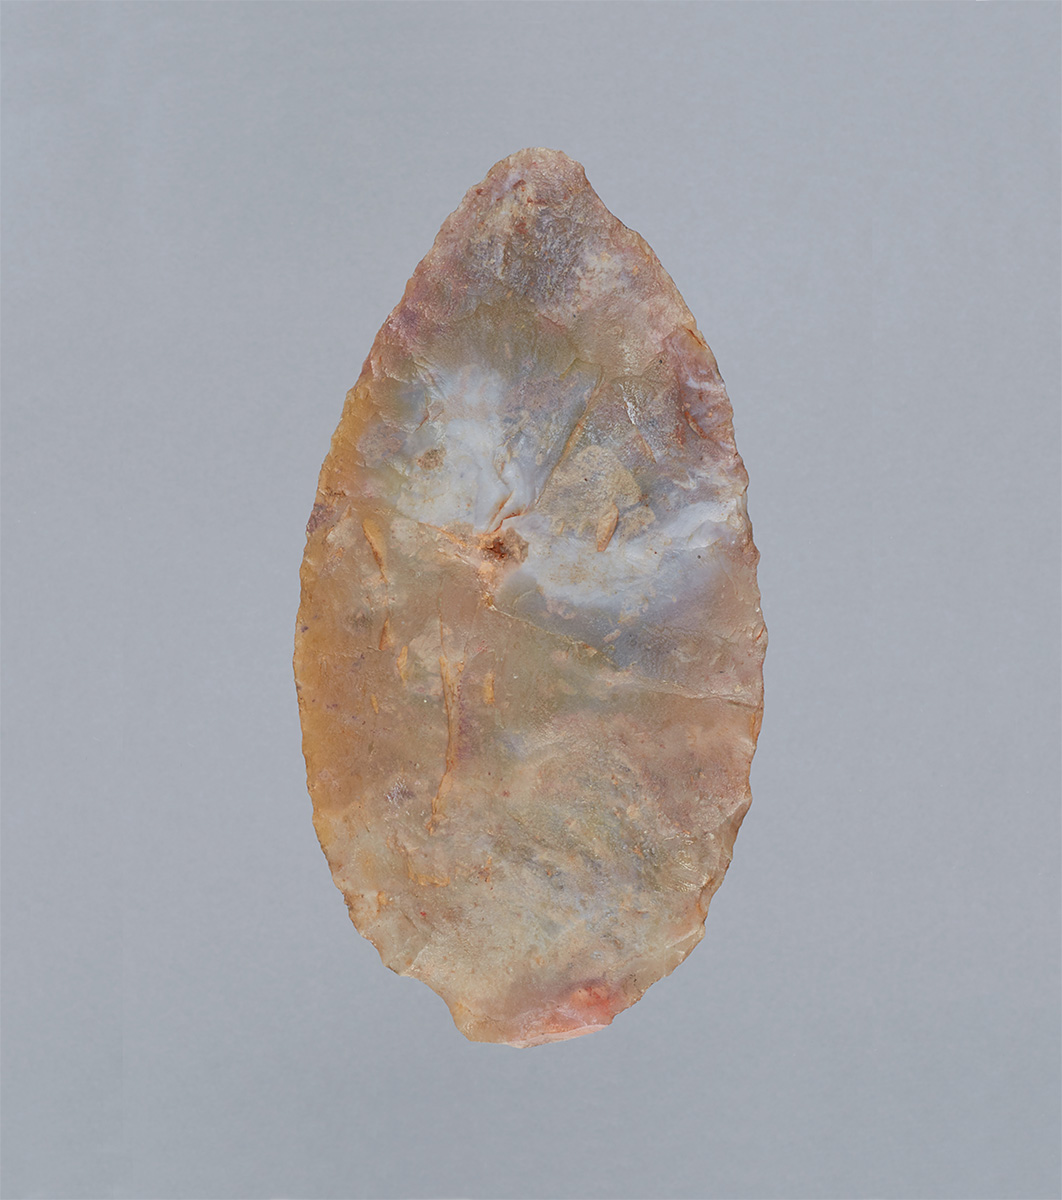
[294,149,765,1046]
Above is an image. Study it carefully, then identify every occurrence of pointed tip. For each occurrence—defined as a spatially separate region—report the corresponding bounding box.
[465,148,594,217]
[485,146,589,187]
[503,146,582,166]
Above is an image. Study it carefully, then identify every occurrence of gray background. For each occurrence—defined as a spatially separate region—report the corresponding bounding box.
[3,3,1059,1198]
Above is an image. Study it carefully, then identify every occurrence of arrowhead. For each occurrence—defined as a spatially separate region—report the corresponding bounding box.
[295,148,765,1045]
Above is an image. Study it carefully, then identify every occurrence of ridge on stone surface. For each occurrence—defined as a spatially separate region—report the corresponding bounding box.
[295,148,765,1047]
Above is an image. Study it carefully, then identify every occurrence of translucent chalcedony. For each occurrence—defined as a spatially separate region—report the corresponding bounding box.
[295,148,765,1046]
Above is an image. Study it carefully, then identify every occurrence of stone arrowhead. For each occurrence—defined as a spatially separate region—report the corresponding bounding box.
[295,148,765,1046]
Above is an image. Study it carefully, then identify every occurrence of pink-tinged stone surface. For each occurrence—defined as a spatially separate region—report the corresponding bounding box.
[295,148,765,1046]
